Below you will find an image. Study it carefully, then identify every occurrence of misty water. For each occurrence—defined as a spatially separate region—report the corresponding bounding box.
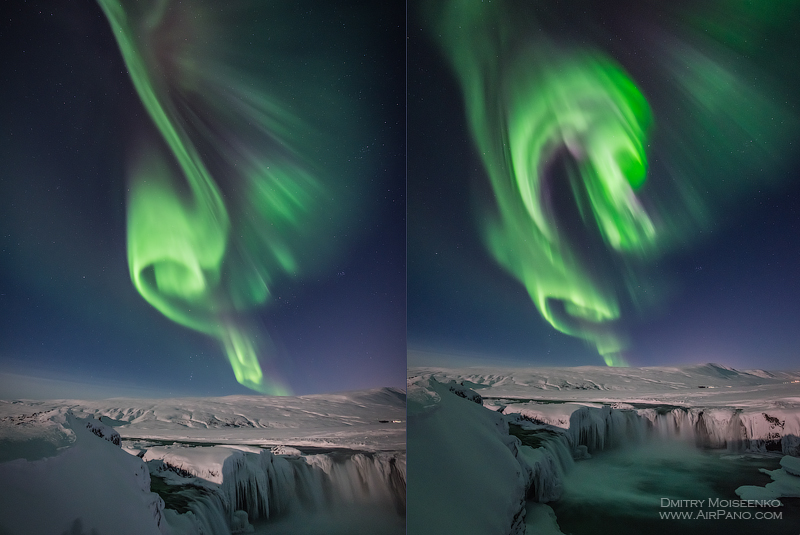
[251,503,405,535]
[545,439,800,535]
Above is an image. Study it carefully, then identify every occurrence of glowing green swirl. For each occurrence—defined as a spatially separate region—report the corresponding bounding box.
[491,54,653,366]
[432,1,658,366]
[98,0,347,394]
[505,54,655,253]
[427,0,799,366]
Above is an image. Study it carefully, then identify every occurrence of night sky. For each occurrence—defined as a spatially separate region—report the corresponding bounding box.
[408,0,800,370]
[0,0,405,397]
[3,1,800,402]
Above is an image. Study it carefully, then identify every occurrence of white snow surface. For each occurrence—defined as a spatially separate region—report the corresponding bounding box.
[781,455,800,476]
[736,455,800,502]
[0,388,406,535]
[144,444,241,484]
[0,387,406,452]
[408,375,571,535]
[411,364,800,454]
[408,376,528,535]
[0,412,165,535]
[409,363,800,408]
[408,364,800,535]
[525,503,564,535]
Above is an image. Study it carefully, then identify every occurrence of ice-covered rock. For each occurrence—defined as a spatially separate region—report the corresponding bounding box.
[525,502,565,535]
[270,445,302,456]
[638,407,800,453]
[85,416,121,445]
[230,510,254,533]
[781,455,800,477]
[516,444,565,502]
[445,380,483,405]
[736,455,800,503]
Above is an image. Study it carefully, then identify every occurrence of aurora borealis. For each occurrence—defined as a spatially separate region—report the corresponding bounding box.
[97,0,355,394]
[0,0,404,396]
[409,0,800,369]
[2,0,800,399]
[430,0,657,364]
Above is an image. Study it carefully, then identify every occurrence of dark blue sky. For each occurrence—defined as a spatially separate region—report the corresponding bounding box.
[0,0,405,397]
[408,0,800,371]
[3,1,800,400]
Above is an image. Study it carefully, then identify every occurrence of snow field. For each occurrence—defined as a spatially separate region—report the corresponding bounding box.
[0,388,406,535]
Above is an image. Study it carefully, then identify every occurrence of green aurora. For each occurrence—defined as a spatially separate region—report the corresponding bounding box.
[429,0,798,366]
[488,53,654,366]
[98,0,361,393]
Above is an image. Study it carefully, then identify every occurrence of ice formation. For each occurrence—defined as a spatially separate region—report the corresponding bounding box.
[142,444,405,534]
[502,402,800,456]
[735,455,800,503]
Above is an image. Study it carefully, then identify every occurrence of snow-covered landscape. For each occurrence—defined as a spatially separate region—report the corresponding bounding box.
[0,388,406,535]
[408,364,800,535]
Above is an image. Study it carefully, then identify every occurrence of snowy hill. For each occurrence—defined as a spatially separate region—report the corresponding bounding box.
[409,363,800,409]
[0,387,406,453]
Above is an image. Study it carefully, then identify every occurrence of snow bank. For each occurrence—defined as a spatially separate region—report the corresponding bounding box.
[0,412,165,535]
[0,405,76,462]
[736,455,800,503]
[503,402,589,429]
[781,455,800,476]
[408,375,574,535]
[525,503,565,535]
[408,375,529,535]
[144,444,238,485]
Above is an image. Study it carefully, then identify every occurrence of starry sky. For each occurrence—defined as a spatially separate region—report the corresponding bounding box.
[408,0,800,370]
[0,0,405,398]
[3,1,800,402]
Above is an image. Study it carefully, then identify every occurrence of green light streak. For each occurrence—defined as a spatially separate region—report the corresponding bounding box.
[431,1,661,366]
[98,0,346,393]
[505,54,655,254]
[429,0,800,366]
[126,149,226,337]
[221,326,291,396]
